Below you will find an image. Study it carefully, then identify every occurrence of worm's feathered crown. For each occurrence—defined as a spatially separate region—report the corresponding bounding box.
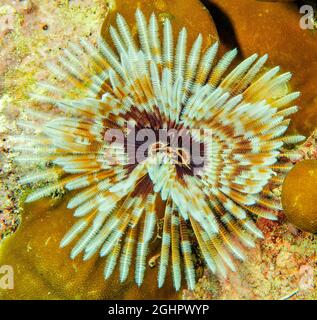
[13,9,303,290]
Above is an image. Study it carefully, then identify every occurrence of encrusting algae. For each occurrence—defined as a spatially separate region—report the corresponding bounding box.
[0,0,317,300]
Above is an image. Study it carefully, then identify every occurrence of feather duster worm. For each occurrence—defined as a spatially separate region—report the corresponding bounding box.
[13,9,304,291]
